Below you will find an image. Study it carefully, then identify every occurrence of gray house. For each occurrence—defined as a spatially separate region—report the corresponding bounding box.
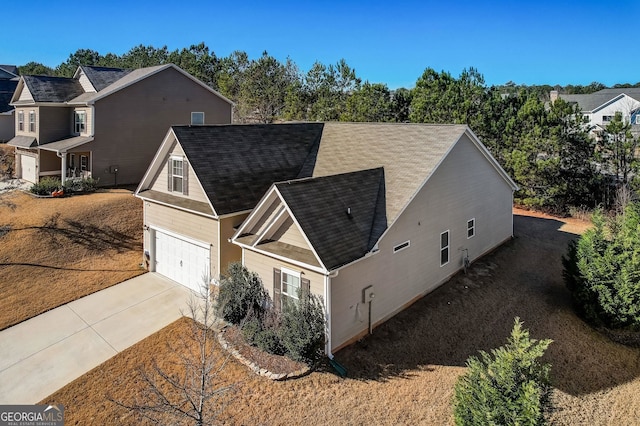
[136,122,518,354]
[0,65,19,142]
[8,64,233,185]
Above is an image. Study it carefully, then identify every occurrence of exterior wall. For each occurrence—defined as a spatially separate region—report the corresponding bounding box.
[78,72,96,92]
[39,150,61,174]
[18,86,33,102]
[89,67,232,186]
[330,134,514,351]
[149,141,209,204]
[272,216,309,248]
[14,107,37,137]
[592,95,640,127]
[218,213,250,276]
[0,112,13,142]
[38,106,72,144]
[143,201,219,278]
[243,249,325,301]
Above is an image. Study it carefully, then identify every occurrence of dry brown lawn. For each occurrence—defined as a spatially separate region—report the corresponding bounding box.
[41,209,640,425]
[0,189,144,330]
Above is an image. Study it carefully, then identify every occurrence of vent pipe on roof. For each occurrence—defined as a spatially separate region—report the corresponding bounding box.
[346,207,352,219]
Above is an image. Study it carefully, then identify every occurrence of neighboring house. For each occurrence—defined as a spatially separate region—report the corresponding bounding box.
[0,65,19,142]
[550,89,640,134]
[135,122,518,355]
[7,64,233,185]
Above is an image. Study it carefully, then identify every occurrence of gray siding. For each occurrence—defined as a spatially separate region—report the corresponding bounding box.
[0,113,13,142]
[38,106,71,144]
[143,201,220,278]
[89,66,232,186]
[330,134,514,351]
[219,214,250,276]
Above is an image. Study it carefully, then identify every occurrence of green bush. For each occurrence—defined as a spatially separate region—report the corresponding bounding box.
[216,263,268,325]
[279,289,326,363]
[65,177,99,193]
[30,177,62,195]
[563,204,640,329]
[453,318,553,426]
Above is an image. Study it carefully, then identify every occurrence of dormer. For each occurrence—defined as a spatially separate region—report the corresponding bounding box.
[74,67,97,93]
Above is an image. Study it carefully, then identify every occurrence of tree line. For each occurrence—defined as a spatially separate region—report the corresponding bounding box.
[18,43,640,213]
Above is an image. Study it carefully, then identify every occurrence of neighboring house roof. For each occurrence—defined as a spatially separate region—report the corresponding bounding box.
[7,135,36,148]
[11,63,234,107]
[0,79,18,112]
[559,88,640,113]
[21,75,84,103]
[172,123,324,215]
[275,168,387,270]
[77,65,133,91]
[0,65,18,79]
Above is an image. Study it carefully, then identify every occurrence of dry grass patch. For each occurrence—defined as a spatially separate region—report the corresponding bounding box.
[0,190,144,330]
[41,209,640,425]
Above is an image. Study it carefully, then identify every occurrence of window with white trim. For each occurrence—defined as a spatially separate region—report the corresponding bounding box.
[191,112,204,125]
[467,218,475,239]
[440,230,449,266]
[74,111,86,134]
[17,111,24,131]
[80,155,88,171]
[635,115,640,125]
[28,110,35,132]
[602,115,614,123]
[281,268,301,305]
[171,157,183,192]
[393,240,410,253]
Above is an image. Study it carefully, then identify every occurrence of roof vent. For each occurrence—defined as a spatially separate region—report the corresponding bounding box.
[346,207,353,219]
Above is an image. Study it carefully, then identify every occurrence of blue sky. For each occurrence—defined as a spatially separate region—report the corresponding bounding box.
[3,0,639,89]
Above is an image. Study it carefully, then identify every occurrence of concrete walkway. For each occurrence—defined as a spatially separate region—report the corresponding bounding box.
[0,273,192,404]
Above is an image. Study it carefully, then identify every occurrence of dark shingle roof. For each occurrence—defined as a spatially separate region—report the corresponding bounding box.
[0,65,18,77]
[22,75,84,102]
[0,79,18,112]
[276,168,387,270]
[173,123,324,215]
[80,66,133,91]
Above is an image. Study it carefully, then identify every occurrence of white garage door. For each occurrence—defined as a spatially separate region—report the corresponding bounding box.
[20,155,37,183]
[155,230,210,293]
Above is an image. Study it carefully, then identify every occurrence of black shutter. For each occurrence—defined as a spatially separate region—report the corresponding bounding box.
[167,159,172,192]
[182,158,189,195]
[273,268,281,311]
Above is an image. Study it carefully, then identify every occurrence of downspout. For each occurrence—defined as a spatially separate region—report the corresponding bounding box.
[325,269,339,359]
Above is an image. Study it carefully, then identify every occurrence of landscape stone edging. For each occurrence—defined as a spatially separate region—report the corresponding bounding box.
[214,320,310,381]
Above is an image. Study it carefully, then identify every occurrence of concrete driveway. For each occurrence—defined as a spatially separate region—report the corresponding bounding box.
[0,273,192,404]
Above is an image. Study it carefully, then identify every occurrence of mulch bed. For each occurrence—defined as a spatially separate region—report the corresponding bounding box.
[219,324,307,375]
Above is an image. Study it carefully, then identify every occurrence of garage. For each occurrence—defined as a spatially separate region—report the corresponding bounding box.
[20,154,37,183]
[154,229,211,293]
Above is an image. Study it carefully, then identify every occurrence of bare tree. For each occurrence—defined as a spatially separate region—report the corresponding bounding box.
[112,283,236,425]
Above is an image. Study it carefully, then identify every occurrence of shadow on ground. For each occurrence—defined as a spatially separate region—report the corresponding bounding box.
[335,214,640,397]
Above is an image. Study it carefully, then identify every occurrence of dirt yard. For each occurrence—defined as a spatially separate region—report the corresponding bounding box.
[41,209,640,425]
[0,190,144,330]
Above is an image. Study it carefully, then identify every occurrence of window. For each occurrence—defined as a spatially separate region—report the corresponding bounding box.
[28,110,35,132]
[602,115,614,123]
[80,155,88,171]
[281,268,301,305]
[170,157,183,192]
[467,218,475,239]
[74,111,86,134]
[440,230,449,266]
[393,240,410,253]
[191,112,204,125]
[635,115,640,125]
[17,111,24,131]
[273,268,310,310]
